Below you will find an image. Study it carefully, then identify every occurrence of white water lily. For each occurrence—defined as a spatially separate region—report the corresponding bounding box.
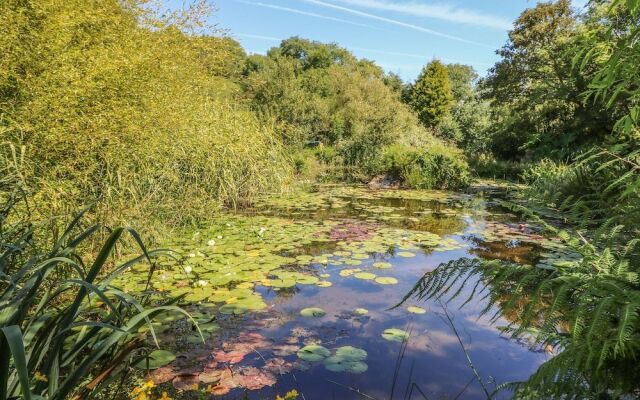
[188,253,195,258]
[197,280,207,287]
[184,265,193,274]
[207,239,216,246]
[258,227,266,236]
[217,235,223,239]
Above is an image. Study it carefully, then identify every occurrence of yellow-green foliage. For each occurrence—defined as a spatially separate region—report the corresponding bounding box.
[0,0,290,232]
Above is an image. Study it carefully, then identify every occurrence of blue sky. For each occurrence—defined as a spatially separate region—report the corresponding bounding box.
[200,0,588,81]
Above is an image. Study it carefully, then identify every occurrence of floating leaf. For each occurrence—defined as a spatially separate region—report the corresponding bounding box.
[316,281,332,287]
[373,262,392,269]
[134,350,176,370]
[335,346,367,361]
[397,252,416,258]
[407,306,426,314]
[323,346,368,373]
[353,272,376,280]
[297,345,331,362]
[339,268,360,277]
[300,307,326,317]
[381,328,409,342]
[354,308,368,315]
[375,277,398,285]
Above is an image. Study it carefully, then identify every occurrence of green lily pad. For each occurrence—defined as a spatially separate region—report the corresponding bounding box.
[335,346,367,361]
[353,272,376,280]
[354,308,368,315]
[300,307,326,317]
[397,252,416,258]
[316,281,332,287]
[375,277,398,285]
[296,275,320,285]
[134,350,176,370]
[324,357,368,373]
[323,346,368,373]
[407,306,426,314]
[382,328,410,342]
[339,269,360,277]
[373,262,392,269]
[297,345,331,362]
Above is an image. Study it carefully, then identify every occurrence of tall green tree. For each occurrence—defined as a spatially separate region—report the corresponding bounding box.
[410,60,454,128]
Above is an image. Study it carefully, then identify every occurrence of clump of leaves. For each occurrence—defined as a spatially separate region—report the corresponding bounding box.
[0,193,191,399]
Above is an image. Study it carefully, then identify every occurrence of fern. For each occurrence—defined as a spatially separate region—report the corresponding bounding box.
[400,221,640,398]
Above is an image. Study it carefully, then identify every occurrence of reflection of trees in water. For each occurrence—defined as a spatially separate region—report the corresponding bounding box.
[399,257,640,399]
[468,236,541,265]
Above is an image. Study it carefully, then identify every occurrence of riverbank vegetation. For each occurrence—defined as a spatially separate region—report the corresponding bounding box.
[1,0,639,398]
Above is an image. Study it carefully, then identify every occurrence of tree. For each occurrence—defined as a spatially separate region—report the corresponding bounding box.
[483,0,615,159]
[410,60,454,128]
[445,64,478,103]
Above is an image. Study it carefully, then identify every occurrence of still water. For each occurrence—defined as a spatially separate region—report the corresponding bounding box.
[128,185,558,399]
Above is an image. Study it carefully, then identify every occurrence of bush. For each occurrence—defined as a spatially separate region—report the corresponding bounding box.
[469,153,531,181]
[372,144,471,190]
[0,0,291,234]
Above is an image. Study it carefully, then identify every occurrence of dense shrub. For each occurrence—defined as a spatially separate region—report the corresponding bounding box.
[0,0,291,234]
[372,144,470,190]
[469,153,531,181]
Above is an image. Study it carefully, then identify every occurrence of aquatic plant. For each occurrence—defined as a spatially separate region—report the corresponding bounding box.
[401,228,640,397]
[0,189,188,399]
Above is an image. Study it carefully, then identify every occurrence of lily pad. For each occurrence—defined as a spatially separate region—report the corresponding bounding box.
[323,346,368,373]
[353,272,376,280]
[375,277,398,285]
[316,281,332,287]
[324,357,368,373]
[354,308,368,315]
[297,345,331,362]
[373,262,392,269]
[397,252,416,258]
[335,346,367,360]
[381,328,410,342]
[300,307,326,317]
[407,306,426,314]
[134,350,176,370]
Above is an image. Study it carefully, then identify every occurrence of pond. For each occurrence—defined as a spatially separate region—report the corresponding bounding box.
[119,185,575,399]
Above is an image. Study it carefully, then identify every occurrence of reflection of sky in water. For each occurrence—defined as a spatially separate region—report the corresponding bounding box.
[197,191,547,399]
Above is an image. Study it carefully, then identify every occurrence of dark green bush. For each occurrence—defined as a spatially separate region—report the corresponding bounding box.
[372,144,471,190]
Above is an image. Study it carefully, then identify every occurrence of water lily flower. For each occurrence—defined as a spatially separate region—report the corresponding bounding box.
[258,227,266,236]
[217,235,223,239]
[207,239,216,246]
[184,265,192,274]
[188,253,196,258]
[198,280,207,287]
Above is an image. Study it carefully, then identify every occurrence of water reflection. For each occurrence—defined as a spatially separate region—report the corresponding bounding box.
[144,186,551,399]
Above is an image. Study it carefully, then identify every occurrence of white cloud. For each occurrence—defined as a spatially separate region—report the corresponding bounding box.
[237,0,377,29]
[299,0,494,48]
[334,0,512,30]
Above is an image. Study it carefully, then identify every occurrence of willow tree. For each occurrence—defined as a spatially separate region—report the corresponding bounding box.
[410,60,454,128]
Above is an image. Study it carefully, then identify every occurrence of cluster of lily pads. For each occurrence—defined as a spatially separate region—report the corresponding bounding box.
[297,345,368,374]
[115,183,587,397]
